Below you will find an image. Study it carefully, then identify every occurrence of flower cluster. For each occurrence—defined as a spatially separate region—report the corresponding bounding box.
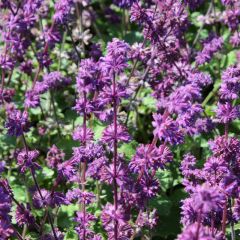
[0,0,240,239]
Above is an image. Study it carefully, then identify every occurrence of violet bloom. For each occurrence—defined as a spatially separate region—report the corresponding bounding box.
[46,145,65,169]
[0,88,15,105]
[73,97,95,116]
[196,35,223,65]
[53,0,74,23]
[177,223,224,240]
[100,164,129,186]
[180,154,197,177]
[136,209,158,229]
[129,144,172,173]
[66,189,95,205]
[43,71,71,89]
[101,203,129,227]
[221,0,236,5]
[139,175,159,198]
[76,59,101,93]
[75,211,96,239]
[41,228,65,240]
[17,149,40,173]
[101,124,131,146]
[203,157,229,185]
[113,0,136,8]
[219,66,240,100]
[192,184,224,214]
[100,38,130,75]
[24,90,40,108]
[0,220,14,239]
[72,143,103,163]
[181,198,198,225]
[0,181,13,238]
[187,72,212,88]
[86,156,107,179]
[43,26,61,47]
[57,159,77,181]
[5,106,29,136]
[15,204,34,226]
[230,31,240,47]
[72,126,94,142]
[98,84,131,106]
[19,60,33,75]
[216,102,240,123]
[152,113,184,145]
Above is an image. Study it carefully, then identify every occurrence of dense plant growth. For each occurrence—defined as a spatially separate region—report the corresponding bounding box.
[0,0,240,239]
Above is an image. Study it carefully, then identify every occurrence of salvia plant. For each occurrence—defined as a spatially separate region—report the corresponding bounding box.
[0,0,240,239]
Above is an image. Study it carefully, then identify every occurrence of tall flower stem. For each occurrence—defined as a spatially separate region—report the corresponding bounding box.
[80,90,87,240]
[22,134,58,240]
[222,122,229,235]
[31,169,58,240]
[113,73,118,240]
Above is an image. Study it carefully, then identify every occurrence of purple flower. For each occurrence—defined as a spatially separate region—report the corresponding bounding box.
[101,124,131,145]
[100,38,130,75]
[72,126,94,142]
[86,156,107,179]
[17,149,40,173]
[15,204,34,226]
[216,102,240,123]
[43,71,71,89]
[230,31,240,47]
[73,97,95,116]
[46,145,65,169]
[43,26,61,46]
[5,106,29,136]
[192,184,224,214]
[177,223,224,240]
[75,211,96,239]
[19,60,33,75]
[139,175,159,198]
[0,220,14,239]
[57,159,77,181]
[187,72,212,87]
[129,144,172,173]
[0,88,15,105]
[203,157,229,185]
[113,0,136,8]
[66,189,95,205]
[196,35,223,65]
[136,209,158,229]
[53,0,73,23]
[100,164,129,186]
[33,189,67,208]
[130,2,150,24]
[24,90,40,108]
[98,84,131,106]
[76,59,101,93]
[221,0,236,6]
[0,180,12,220]
[72,143,103,163]
[180,154,197,177]
[152,113,184,145]
[219,66,240,100]
[101,203,129,227]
